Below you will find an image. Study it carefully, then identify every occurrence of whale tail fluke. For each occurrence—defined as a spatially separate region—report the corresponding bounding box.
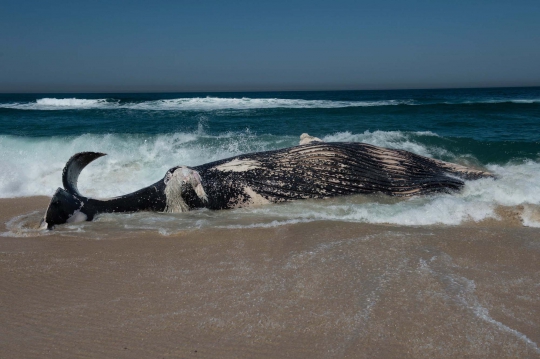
[41,152,105,229]
[42,151,168,229]
[40,187,86,229]
[62,152,107,196]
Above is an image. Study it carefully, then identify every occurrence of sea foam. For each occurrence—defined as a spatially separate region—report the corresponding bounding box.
[4,98,113,110]
[35,98,111,107]
[2,96,539,111]
[2,97,412,111]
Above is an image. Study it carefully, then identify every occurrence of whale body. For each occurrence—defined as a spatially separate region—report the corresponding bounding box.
[41,137,492,229]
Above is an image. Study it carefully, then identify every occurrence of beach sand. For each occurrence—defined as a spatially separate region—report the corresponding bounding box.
[1,197,539,358]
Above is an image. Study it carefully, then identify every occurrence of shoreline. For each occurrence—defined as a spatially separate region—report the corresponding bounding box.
[1,196,539,358]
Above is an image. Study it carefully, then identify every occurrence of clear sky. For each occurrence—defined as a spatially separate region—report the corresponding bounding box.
[1,0,539,93]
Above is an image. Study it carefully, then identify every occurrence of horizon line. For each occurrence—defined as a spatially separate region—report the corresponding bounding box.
[1,84,539,95]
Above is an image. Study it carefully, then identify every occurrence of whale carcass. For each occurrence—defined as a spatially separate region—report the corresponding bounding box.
[41,135,492,229]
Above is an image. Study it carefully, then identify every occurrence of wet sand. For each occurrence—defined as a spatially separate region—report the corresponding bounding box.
[1,197,539,358]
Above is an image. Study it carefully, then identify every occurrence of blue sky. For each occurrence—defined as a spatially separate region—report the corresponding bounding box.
[1,0,539,92]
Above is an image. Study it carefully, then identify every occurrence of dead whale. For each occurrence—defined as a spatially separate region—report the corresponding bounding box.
[41,134,492,229]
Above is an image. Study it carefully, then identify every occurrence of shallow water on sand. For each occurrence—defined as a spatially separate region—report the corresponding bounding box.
[1,197,539,358]
[3,193,540,239]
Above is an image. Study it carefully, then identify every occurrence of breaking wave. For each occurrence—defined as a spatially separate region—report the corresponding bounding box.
[1,97,412,111]
[2,96,539,111]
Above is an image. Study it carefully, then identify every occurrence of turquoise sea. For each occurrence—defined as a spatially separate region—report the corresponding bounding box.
[1,87,540,231]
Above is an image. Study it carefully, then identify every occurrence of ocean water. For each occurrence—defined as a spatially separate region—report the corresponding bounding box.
[1,87,540,233]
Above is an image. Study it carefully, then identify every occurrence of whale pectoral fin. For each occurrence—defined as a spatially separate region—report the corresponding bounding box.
[164,167,208,211]
[187,170,208,203]
[299,133,324,145]
[193,183,208,203]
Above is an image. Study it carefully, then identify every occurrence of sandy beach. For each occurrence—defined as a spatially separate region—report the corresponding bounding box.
[0,197,539,358]
[2,0,540,356]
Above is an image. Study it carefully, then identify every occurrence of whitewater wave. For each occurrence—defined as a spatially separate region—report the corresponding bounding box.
[0,129,452,199]
[3,98,114,110]
[2,96,539,111]
[1,130,539,231]
[125,98,412,110]
[0,130,278,199]
[1,97,412,111]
